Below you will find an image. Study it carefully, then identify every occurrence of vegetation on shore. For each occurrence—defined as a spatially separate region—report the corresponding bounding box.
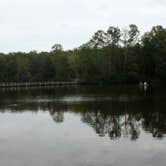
[0,24,166,84]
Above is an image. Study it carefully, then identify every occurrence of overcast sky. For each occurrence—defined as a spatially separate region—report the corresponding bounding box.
[0,0,165,52]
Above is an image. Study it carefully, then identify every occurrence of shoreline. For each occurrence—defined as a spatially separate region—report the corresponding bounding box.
[0,80,161,89]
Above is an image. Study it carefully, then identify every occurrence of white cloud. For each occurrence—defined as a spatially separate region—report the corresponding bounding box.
[0,0,165,52]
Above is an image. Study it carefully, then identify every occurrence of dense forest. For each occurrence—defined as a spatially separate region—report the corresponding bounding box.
[0,24,166,84]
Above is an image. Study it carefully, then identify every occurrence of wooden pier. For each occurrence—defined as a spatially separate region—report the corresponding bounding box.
[0,81,78,88]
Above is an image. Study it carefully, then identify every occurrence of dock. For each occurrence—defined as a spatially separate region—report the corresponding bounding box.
[0,81,78,88]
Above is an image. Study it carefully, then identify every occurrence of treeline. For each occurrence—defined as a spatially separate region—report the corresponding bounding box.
[0,24,166,84]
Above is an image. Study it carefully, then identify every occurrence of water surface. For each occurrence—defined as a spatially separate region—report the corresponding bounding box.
[0,86,166,166]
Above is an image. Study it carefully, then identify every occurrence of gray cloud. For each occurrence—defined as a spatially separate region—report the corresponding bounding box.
[0,0,165,52]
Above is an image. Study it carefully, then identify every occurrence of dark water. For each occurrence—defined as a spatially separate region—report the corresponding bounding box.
[0,86,166,166]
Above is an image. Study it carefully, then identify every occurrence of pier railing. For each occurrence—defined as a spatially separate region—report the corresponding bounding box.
[0,81,78,87]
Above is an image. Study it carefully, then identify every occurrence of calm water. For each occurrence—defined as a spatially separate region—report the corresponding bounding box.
[0,86,166,166]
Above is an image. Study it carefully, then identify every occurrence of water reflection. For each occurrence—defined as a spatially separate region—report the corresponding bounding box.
[48,109,166,140]
[0,86,166,140]
[81,112,141,140]
[49,110,64,123]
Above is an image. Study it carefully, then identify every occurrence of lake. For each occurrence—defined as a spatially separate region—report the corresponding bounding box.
[0,85,166,166]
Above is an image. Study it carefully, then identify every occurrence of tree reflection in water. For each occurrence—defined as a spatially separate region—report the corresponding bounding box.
[48,107,166,140]
[1,86,166,140]
[49,111,64,123]
[81,112,141,140]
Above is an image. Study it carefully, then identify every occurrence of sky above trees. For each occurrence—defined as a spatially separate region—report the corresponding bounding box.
[0,0,165,52]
